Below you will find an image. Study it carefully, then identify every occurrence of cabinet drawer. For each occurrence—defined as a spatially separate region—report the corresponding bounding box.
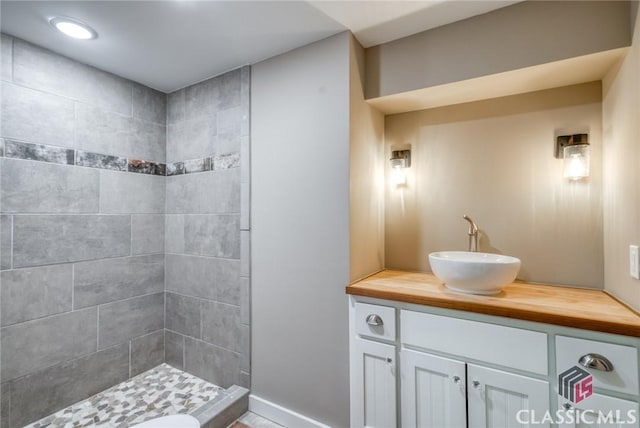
[401,310,548,375]
[556,336,638,395]
[354,302,396,341]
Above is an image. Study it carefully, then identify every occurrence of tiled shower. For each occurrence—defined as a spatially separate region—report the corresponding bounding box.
[0,34,250,427]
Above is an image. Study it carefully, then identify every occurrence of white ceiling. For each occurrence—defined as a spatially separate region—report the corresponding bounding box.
[0,0,520,93]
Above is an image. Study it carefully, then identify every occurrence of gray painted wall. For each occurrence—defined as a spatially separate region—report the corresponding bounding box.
[251,32,351,428]
[0,35,166,427]
[366,1,631,99]
[164,67,251,390]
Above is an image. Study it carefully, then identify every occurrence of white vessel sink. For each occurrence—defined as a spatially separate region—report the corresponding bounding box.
[428,251,521,295]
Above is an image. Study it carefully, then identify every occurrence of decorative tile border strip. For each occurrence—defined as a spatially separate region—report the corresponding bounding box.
[0,139,241,177]
[167,152,241,176]
[1,139,165,176]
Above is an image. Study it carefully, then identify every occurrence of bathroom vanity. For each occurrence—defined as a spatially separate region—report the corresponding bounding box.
[346,271,640,428]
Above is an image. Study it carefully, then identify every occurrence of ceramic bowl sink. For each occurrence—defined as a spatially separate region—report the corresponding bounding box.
[428,251,521,295]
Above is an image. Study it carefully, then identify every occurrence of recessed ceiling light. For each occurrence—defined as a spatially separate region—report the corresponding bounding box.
[49,17,97,40]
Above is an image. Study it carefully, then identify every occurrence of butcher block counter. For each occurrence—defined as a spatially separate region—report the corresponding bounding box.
[346,270,640,338]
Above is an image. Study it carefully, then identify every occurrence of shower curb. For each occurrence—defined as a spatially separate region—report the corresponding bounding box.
[192,385,250,428]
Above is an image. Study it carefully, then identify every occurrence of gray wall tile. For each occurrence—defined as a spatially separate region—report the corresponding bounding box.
[13,215,131,268]
[131,118,166,163]
[75,102,132,155]
[167,88,185,124]
[1,382,10,428]
[1,215,12,270]
[165,254,240,305]
[184,215,240,259]
[165,330,184,370]
[240,277,250,326]
[1,307,97,381]
[100,170,165,214]
[166,115,216,163]
[240,66,250,138]
[185,69,241,120]
[132,214,165,255]
[132,84,166,125]
[9,343,128,427]
[166,169,240,214]
[216,107,241,155]
[201,301,242,353]
[74,255,164,309]
[166,172,216,214]
[2,34,12,82]
[241,230,250,277]
[1,82,75,147]
[13,39,132,115]
[1,159,99,213]
[166,292,201,339]
[1,264,72,326]
[184,337,240,389]
[214,168,241,214]
[165,214,185,254]
[130,330,164,377]
[98,292,164,349]
[241,181,250,231]
[165,293,202,339]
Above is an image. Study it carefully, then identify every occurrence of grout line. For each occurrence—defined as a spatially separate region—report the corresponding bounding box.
[71,263,75,310]
[96,305,100,351]
[10,214,13,269]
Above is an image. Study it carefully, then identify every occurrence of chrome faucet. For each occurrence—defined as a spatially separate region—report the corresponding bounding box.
[463,215,479,252]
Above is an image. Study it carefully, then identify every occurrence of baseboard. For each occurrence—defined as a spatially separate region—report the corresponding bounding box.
[248,394,331,428]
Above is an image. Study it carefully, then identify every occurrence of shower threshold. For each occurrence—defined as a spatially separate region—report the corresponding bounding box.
[25,364,248,428]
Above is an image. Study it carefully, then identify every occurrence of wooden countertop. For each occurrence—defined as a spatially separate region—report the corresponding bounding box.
[346,270,640,338]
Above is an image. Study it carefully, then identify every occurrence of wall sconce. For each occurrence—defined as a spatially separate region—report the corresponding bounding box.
[390,149,411,185]
[556,134,590,181]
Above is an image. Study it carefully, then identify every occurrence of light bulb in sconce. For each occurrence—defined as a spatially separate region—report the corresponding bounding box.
[556,134,590,181]
[390,149,411,186]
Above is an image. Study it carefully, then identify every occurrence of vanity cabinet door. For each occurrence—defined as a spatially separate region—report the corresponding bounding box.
[400,349,466,428]
[352,337,397,428]
[467,364,550,428]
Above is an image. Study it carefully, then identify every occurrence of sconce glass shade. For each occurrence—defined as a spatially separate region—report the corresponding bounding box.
[563,144,590,180]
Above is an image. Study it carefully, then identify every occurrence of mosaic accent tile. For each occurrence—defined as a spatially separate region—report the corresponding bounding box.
[128,159,166,176]
[183,157,211,174]
[76,150,128,171]
[167,161,185,176]
[5,140,74,165]
[25,363,225,428]
[213,153,240,170]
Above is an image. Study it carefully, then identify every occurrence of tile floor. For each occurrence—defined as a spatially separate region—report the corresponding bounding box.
[25,364,224,427]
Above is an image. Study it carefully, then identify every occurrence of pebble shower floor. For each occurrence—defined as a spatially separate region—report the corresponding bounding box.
[25,364,223,428]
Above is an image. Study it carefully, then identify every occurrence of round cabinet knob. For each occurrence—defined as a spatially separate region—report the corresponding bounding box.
[453,376,461,384]
[472,380,481,389]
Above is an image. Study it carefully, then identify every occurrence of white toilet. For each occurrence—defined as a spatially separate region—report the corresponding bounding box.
[130,414,200,428]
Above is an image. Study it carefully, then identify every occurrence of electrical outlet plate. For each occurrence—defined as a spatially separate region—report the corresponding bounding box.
[630,245,640,280]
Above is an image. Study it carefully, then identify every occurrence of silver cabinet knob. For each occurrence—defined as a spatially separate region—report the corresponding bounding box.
[579,353,614,372]
[453,376,461,384]
[472,380,481,389]
[366,314,384,326]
